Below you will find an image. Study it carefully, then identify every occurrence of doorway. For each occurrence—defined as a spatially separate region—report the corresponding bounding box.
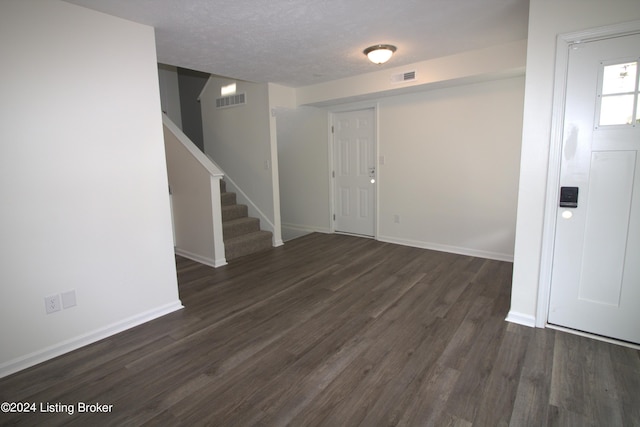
[332,108,376,237]
[544,27,640,344]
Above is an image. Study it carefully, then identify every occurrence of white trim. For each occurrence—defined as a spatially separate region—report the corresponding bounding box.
[281,223,331,242]
[536,32,572,328]
[335,231,376,239]
[175,247,227,268]
[560,20,640,44]
[505,311,536,327]
[546,323,640,350]
[162,114,223,178]
[537,19,640,329]
[268,102,283,247]
[377,234,514,262]
[0,301,184,378]
[374,103,381,239]
[327,117,335,232]
[209,175,227,263]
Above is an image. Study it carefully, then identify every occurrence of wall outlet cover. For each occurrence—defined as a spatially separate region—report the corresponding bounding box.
[61,290,77,309]
[45,295,61,314]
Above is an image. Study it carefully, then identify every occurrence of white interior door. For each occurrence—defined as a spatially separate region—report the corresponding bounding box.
[333,109,375,237]
[548,33,640,344]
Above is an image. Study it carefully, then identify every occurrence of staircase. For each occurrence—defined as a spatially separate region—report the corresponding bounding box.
[220,180,273,261]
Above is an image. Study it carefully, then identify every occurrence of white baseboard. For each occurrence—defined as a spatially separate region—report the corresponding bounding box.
[175,247,227,268]
[376,235,514,262]
[0,301,183,378]
[505,310,536,327]
[282,223,331,242]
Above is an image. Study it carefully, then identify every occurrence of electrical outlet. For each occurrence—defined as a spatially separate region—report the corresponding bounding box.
[394,214,400,224]
[44,295,61,314]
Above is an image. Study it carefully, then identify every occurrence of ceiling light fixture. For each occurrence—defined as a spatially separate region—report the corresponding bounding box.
[363,44,397,65]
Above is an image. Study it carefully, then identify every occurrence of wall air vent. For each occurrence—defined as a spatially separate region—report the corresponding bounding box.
[391,70,417,84]
[216,92,246,108]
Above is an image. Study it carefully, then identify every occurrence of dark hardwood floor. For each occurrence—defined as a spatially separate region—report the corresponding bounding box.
[1,233,639,426]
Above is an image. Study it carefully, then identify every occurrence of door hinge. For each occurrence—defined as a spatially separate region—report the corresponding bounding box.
[331,126,334,134]
[332,171,335,178]
[333,214,336,221]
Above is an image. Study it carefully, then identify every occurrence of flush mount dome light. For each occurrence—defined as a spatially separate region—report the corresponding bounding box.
[363,44,397,64]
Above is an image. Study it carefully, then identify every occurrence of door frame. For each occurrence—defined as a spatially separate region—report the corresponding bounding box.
[537,20,640,330]
[328,103,379,238]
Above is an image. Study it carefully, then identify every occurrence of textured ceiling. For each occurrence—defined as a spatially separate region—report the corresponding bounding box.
[63,0,529,87]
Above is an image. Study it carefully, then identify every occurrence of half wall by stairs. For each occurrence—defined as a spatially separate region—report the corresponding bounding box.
[164,113,274,265]
[220,180,273,260]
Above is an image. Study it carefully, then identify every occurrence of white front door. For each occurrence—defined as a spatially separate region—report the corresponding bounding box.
[333,109,376,237]
[548,33,640,344]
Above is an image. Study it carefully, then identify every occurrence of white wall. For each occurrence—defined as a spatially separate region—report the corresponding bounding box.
[0,0,181,377]
[158,64,183,128]
[510,0,640,324]
[272,45,526,257]
[273,75,524,256]
[276,106,331,241]
[163,117,225,267]
[378,77,524,260]
[201,77,282,243]
[297,40,526,107]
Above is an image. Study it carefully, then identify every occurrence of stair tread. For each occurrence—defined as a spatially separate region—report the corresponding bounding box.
[218,180,270,260]
[222,216,260,240]
[225,230,272,244]
[220,191,236,206]
[224,230,273,260]
[221,204,248,221]
[221,203,247,210]
[223,216,258,226]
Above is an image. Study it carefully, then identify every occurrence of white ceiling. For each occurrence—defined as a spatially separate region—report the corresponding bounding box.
[64,0,529,87]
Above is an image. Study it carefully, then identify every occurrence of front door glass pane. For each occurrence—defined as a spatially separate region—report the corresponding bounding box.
[602,62,637,94]
[599,94,635,125]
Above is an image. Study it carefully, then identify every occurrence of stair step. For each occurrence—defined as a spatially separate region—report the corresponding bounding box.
[218,179,271,260]
[223,217,260,240]
[220,191,236,207]
[224,230,273,260]
[222,204,248,221]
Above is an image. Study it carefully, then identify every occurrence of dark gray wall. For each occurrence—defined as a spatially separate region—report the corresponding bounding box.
[178,67,209,152]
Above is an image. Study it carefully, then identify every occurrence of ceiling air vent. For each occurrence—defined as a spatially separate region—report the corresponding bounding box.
[216,92,246,108]
[391,70,417,84]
